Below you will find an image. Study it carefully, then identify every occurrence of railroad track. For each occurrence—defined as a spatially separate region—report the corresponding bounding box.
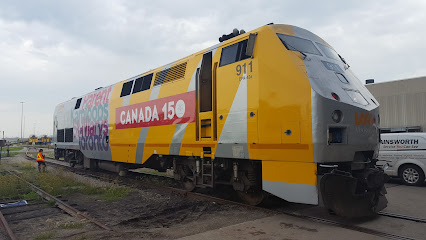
[378,211,426,223]
[24,149,419,240]
[0,208,17,240]
[7,171,111,231]
[1,155,112,239]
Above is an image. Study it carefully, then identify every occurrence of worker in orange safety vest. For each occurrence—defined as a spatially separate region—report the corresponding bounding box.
[36,149,46,173]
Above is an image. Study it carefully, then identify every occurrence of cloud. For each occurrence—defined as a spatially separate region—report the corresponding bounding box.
[0,0,425,137]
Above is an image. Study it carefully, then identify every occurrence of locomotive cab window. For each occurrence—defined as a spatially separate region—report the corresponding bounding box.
[277,34,321,56]
[74,98,82,109]
[120,80,134,97]
[132,73,153,94]
[219,39,250,67]
[336,73,349,84]
[316,42,340,60]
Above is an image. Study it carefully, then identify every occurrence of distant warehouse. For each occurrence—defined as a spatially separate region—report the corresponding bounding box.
[366,76,426,133]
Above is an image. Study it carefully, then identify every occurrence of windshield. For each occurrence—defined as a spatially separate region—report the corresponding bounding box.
[277,34,322,56]
[316,42,340,61]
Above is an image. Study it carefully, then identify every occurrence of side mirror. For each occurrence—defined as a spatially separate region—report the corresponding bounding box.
[245,33,257,58]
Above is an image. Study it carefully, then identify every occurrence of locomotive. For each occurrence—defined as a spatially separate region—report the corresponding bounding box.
[53,24,388,217]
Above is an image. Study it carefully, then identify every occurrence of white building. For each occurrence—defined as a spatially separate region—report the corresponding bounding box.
[366,76,426,133]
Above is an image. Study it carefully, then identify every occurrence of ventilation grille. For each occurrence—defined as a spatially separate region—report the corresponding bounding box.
[57,129,64,142]
[65,128,73,142]
[154,62,187,86]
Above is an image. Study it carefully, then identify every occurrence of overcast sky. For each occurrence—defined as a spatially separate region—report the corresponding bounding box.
[1,0,425,138]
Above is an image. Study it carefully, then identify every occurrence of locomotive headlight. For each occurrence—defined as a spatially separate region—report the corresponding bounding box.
[331,110,343,123]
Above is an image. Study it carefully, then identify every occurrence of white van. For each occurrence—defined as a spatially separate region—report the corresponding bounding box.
[377,133,426,186]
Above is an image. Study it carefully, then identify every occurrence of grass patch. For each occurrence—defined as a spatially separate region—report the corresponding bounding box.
[82,185,107,195]
[45,152,55,158]
[0,151,20,157]
[60,222,85,229]
[34,231,55,240]
[35,172,86,196]
[0,174,33,200]
[101,187,132,201]
[31,170,131,201]
[1,146,23,152]
[3,163,132,203]
[18,162,36,172]
[22,191,39,200]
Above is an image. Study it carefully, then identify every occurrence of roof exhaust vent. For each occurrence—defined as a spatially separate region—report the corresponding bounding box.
[219,28,245,42]
[365,79,374,84]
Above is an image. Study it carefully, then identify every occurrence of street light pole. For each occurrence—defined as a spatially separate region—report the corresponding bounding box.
[20,102,24,140]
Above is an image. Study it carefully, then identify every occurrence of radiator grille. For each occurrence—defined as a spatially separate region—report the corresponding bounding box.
[57,129,64,142]
[65,128,73,142]
[154,62,187,86]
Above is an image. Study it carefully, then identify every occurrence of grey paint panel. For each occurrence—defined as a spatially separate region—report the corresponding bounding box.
[135,127,149,164]
[216,71,248,158]
[169,123,188,155]
[293,26,325,45]
[149,86,161,101]
[218,71,248,144]
[187,60,202,92]
[311,89,380,163]
[215,143,249,159]
[134,64,172,163]
[122,95,131,107]
[149,63,172,101]
[263,180,318,205]
[292,26,377,112]
[55,142,79,150]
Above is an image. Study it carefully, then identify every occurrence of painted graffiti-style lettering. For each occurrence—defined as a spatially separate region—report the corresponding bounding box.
[116,91,195,129]
[355,112,375,125]
[73,86,112,151]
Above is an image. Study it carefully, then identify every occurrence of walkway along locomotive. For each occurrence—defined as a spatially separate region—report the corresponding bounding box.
[53,24,388,217]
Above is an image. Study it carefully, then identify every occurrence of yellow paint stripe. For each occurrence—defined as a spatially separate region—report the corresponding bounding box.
[111,143,137,147]
[145,143,170,147]
[250,144,309,150]
[181,143,216,148]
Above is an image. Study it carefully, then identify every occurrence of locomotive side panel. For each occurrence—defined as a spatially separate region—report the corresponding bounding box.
[140,60,194,163]
[74,86,113,160]
[255,25,317,204]
[215,36,259,159]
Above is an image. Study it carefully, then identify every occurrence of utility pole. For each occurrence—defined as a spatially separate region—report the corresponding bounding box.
[20,102,24,141]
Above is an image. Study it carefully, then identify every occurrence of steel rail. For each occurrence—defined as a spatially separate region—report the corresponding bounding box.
[0,209,18,240]
[25,150,418,240]
[379,211,426,223]
[6,170,111,231]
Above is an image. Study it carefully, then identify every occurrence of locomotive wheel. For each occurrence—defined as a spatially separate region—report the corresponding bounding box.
[237,189,265,206]
[70,161,76,168]
[183,178,196,191]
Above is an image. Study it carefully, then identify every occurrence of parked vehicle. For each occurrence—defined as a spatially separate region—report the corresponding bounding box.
[377,133,426,186]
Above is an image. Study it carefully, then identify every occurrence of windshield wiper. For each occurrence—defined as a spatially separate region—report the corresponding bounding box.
[281,40,307,59]
[338,54,350,69]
